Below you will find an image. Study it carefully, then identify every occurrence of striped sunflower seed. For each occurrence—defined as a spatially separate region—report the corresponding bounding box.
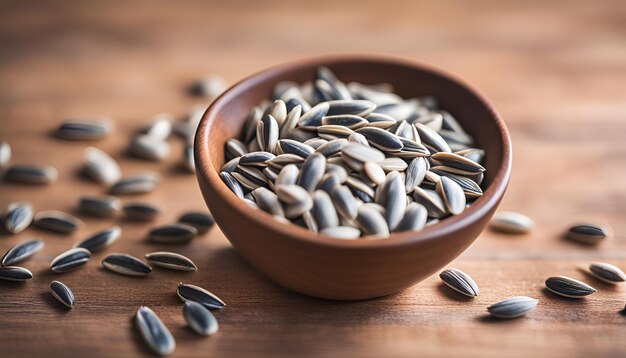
[136,306,176,356]
[3,201,33,234]
[252,187,285,217]
[276,164,299,186]
[317,125,354,140]
[414,123,451,153]
[183,301,219,336]
[326,100,376,116]
[355,127,403,152]
[413,187,447,218]
[355,205,389,238]
[431,169,483,198]
[258,114,279,153]
[566,224,611,245]
[0,266,33,281]
[454,148,485,164]
[74,226,121,253]
[141,114,172,140]
[589,262,626,284]
[341,143,385,164]
[279,105,302,138]
[348,132,370,146]
[314,138,348,157]
[379,157,408,172]
[190,74,226,99]
[177,283,226,310]
[488,296,538,318]
[382,172,406,231]
[374,101,417,122]
[55,118,112,140]
[178,212,215,234]
[239,151,275,167]
[298,102,330,128]
[148,224,198,244]
[267,100,287,126]
[363,161,386,185]
[436,176,466,215]
[0,141,11,168]
[183,145,195,173]
[50,248,91,273]
[331,185,358,220]
[318,172,341,193]
[5,165,58,184]
[277,139,315,158]
[1,238,43,266]
[225,138,248,159]
[83,147,121,185]
[545,276,596,298]
[123,202,162,221]
[431,152,485,174]
[320,226,361,239]
[405,157,428,193]
[219,172,244,199]
[78,195,121,217]
[312,190,339,230]
[145,252,197,272]
[221,157,240,173]
[363,113,397,129]
[395,203,428,232]
[439,268,479,297]
[322,115,368,129]
[129,134,171,161]
[34,210,83,234]
[109,172,161,195]
[49,280,75,308]
[102,253,152,276]
[297,153,326,192]
[490,212,534,234]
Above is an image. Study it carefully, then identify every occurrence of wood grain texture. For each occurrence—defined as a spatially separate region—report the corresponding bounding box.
[1,0,625,357]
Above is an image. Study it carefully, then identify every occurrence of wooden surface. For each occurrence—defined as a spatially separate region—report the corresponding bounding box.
[1,1,625,357]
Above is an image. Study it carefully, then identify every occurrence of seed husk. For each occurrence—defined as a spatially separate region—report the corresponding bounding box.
[5,165,58,184]
[78,195,121,218]
[74,226,121,253]
[141,114,172,140]
[322,115,368,129]
[382,172,406,231]
[109,172,161,195]
[439,268,479,297]
[277,139,314,158]
[298,102,330,128]
[331,185,358,220]
[279,105,302,138]
[177,283,226,310]
[378,157,408,172]
[297,153,326,192]
[490,211,534,234]
[259,114,279,153]
[317,125,354,140]
[1,238,43,266]
[34,210,83,234]
[0,141,11,168]
[314,138,348,157]
[178,212,215,234]
[123,202,162,221]
[341,143,385,165]
[239,151,275,167]
[320,226,361,239]
[102,253,152,276]
[268,154,305,170]
[566,224,611,245]
[275,184,311,205]
[356,205,389,238]
[148,224,198,244]
[83,147,121,185]
[55,118,111,140]
[3,201,33,234]
[136,306,176,356]
[129,134,171,161]
[405,157,428,193]
[589,262,626,284]
[396,203,428,232]
[413,187,447,218]
[219,171,245,198]
[488,296,538,318]
[49,280,75,308]
[276,164,299,187]
[364,113,397,128]
[363,161,386,185]
[436,176,466,215]
[0,266,33,281]
[431,169,483,198]
[225,138,248,159]
[545,276,596,298]
[355,127,403,152]
[312,190,339,230]
[183,301,219,336]
[326,100,376,116]
[318,172,341,193]
[414,123,451,153]
[252,187,285,217]
[431,152,485,173]
[50,248,91,273]
[145,252,197,272]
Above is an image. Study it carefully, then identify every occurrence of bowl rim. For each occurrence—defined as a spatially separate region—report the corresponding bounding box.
[195,54,512,249]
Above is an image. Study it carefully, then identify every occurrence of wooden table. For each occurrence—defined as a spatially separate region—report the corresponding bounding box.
[1,1,625,357]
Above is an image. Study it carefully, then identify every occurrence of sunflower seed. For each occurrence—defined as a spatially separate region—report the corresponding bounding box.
[141,114,172,140]
[431,170,483,198]
[363,161,386,185]
[415,123,451,153]
[404,157,428,193]
[102,253,152,276]
[109,172,161,195]
[219,172,244,198]
[312,190,339,230]
[439,268,479,297]
[355,127,403,152]
[454,148,485,164]
[545,276,596,298]
[363,113,397,129]
[0,266,33,281]
[396,203,428,232]
[122,202,162,221]
[348,82,402,106]
[190,74,226,99]
[55,118,112,140]
[379,157,408,172]
[297,153,326,192]
[225,138,248,159]
[239,151,275,167]
[267,100,287,126]
[314,138,348,157]
[0,141,11,168]
[416,112,444,132]
[252,188,285,217]
[74,226,121,253]
[83,147,121,185]
[129,134,171,161]
[277,139,314,158]
[136,306,176,356]
[3,201,33,234]
[382,172,406,231]
[341,143,385,164]
[178,212,215,234]
[50,248,91,273]
[34,210,83,234]
[1,239,43,266]
[317,125,354,140]
[331,185,358,220]
[436,176,466,215]
[589,262,626,284]
[374,101,417,122]
[258,114,279,153]
[320,226,361,239]
[326,100,376,116]
[49,280,75,308]
[356,205,389,237]
[5,165,58,184]
[566,224,611,245]
[413,187,447,218]
[279,105,302,138]
[317,172,341,193]
[78,196,120,218]
[177,283,226,310]
[145,252,197,272]
[183,145,195,173]
[431,152,485,174]
[235,166,270,190]
[298,102,330,128]
[488,296,538,318]
[148,224,198,244]
[322,115,368,129]
[183,301,219,336]
[490,212,534,234]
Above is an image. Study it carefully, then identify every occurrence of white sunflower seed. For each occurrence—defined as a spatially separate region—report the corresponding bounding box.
[382,172,406,231]
[129,134,171,161]
[3,201,33,234]
[320,226,361,239]
[436,176,466,215]
[0,141,11,168]
[136,306,176,356]
[83,147,121,186]
[109,172,161,195]
[363,161,386,185]
[589,262,626,284]
[490,212,534,234]
[439,268,479,297]
[488,296,538,318]
[276,164,299,186]
[183,301,219,336]
[183,145,195,173]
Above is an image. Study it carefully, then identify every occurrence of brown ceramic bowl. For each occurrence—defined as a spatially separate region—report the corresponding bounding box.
[195,55,511,300]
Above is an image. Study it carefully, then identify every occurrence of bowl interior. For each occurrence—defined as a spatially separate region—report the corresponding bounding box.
[197,56,510,245]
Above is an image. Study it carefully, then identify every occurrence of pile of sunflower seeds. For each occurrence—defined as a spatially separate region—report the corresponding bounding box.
[220,67,486,239]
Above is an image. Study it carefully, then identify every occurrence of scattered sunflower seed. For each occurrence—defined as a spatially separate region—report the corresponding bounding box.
[190,74,226,99]
[83,147,122,186]
[148,224,198,244]
[490,211,534,234]
[177,283,226,310]
[545,276,596,298]
[178,212,215,234]
[588,262,626,284]
[436,176,466,215]
[55,118,112,140]
[141,114,172,140]
[102,253,152,276]
[183,301,219,336]
[135,306,176,356]
[34,210,83,234]
[49,280,75,308]
[566,224,611,245]
[5,165,58,184]
[0,141,11,168]
[129,134,171,161]
[145,252,197,272]
[487,296,538,318]
[1,238,44,266]
[109,172,161,195]
[3,201,33,234]
[50,248,91,273]
[78,195,121,217]
[74,226,121,253]
[123,202,162,221]
[439,268,479,297]
[0,266,33,281]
